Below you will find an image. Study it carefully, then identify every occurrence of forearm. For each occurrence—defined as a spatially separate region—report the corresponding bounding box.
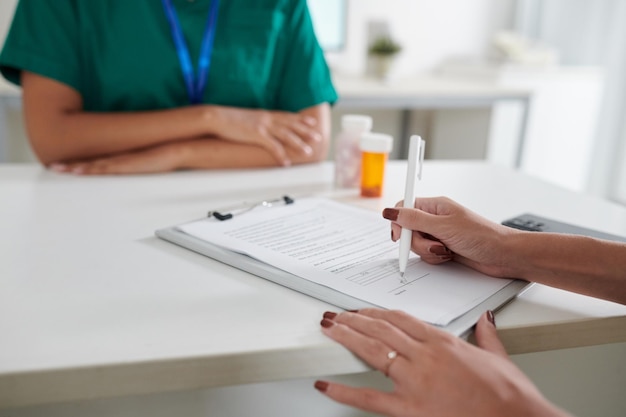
[25,105,219,164]
[178,137,325,169]
[505,232,626,304]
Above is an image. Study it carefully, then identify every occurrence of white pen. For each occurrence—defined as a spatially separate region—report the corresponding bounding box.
[399,135,425,281]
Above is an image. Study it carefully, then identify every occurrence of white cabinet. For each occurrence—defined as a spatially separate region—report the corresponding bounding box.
[495,67,603,192]
[444,64,604,193]
[0,79,33,163]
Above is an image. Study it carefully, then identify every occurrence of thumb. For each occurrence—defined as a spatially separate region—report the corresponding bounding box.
[474,311,508,358]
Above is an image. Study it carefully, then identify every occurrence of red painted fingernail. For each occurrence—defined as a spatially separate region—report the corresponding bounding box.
[487,310,496,326]
[428,245,450,256]
[382,208,399,221]
[320,318,334,328]
[323,311,337,320]
[314,380,329,392]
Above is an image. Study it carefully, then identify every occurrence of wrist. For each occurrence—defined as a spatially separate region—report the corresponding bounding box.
[500,230,537,279]
[199,105,222,136]
[502,231,578,282]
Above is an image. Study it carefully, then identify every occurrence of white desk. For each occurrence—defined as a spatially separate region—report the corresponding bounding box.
[334,75,532,165]
[1,161,625,410]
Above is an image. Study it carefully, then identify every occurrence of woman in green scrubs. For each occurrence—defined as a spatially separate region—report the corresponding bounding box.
[0,0,338,174]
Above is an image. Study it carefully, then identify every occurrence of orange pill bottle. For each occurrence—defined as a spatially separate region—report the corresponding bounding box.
[359,133,393,198]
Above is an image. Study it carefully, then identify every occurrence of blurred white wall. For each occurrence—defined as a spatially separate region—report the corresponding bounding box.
[326,0,516,77]
[0,0,16,41]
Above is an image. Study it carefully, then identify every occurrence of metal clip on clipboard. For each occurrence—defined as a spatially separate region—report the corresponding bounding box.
[207,195,295,221]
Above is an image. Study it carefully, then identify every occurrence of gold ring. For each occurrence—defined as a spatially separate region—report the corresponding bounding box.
[384,350,398,377]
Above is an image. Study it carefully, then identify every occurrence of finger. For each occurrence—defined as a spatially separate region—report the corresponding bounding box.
[47,161,84,175]
[411,238,453,265]
[300,115,318,127]
[271,126,313,155]
[328,311,418,355]
[68,157,128,175]
[314,380,404,417]
[388,200,423,240]
[48,163,71,173]
[290,121,322,143]
[386,210,452,264]
[474,311,508,358]
[347,309,439,346]
[70,158,123,175]
[49,161,106,175]
[383,206,458,263]
[383,206,442,236]
[82,158,120,174]
[68,162,89,175]
[321,316,410,376]
[256,136,291,166]
[389,221,401,241]
[392,196,448,210]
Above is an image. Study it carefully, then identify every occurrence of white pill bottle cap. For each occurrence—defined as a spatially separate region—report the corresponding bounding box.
[360,132,393,153]
[341,114,373,132]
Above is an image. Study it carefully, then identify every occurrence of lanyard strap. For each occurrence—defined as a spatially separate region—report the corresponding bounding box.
[162,0,220,104]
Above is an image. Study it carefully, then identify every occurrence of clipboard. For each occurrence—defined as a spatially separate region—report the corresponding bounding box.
[156,196,530,338]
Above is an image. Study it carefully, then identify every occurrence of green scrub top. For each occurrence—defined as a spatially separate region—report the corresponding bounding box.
[0,0,338,112]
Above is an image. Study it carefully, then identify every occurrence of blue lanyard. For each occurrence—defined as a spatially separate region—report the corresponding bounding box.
[162,0,220,104]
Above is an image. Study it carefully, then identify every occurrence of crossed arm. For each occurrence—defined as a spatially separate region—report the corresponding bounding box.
[22,71,331,174]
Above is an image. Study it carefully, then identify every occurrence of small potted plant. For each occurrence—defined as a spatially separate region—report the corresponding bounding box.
[368,36,402,80]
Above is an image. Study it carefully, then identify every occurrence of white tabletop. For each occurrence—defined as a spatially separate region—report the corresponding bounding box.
[1,160,625,408]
